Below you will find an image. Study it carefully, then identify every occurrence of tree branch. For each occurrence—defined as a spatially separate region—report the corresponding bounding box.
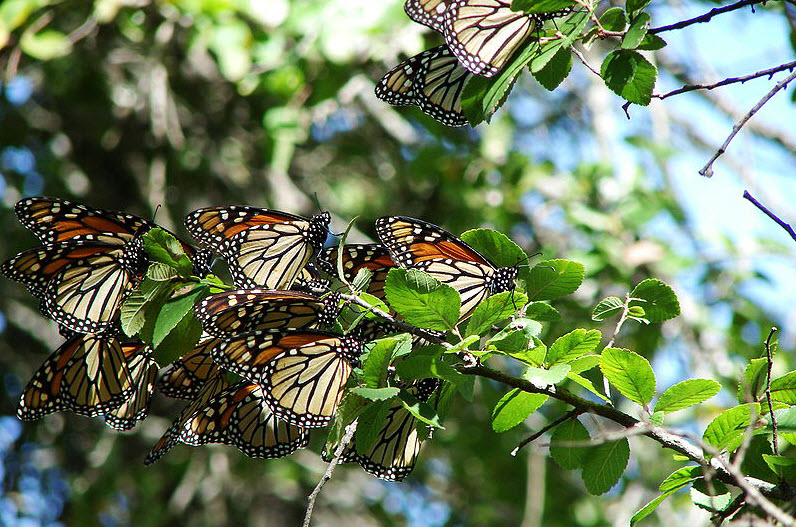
[457,363,795,502]
[303,421,358,527]
[511,408,583,456]
[743,190,796,244]
[653,61,796,101]
[763,327,780,456]
[649,0,769,34]
[700,69,796,177]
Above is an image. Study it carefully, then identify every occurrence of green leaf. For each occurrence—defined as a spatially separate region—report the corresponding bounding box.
[569,355,601,374]
[394,354,471,399]
[143,228,193,278]
[630,490,678,526]
[703,403,761,450]
[357,292,391,319]
[592,296,624,321]
[762,454,796,479]
[460,229,528,270]
[546,329,602,365]
[355,399,392,455]
[659,466,702,492]
[147,262,179,281]
[466,291,528,336]
[655,379,721,414]
[764,407,796,432]
[511,0,577,14]
[737,357,768,403]
[120,278,176,339]
[626,0,652,16]
[523,364,570,385]
[690,479,731,512]
[601,50,657,106]
[627,305,648,323]
[325,393,369,453]
[600,348,656,406]
[581,439,630,495]
[637,33,666,51]
[154,310,203,364]
[349,387,401,401]
[525,259,584,301]
[361,337,403,388]
[20,29,72,60]
[398,390,444,429]
[770,371,796,404]
[566,372,610,402]
[528,11,589,73]
[524,302,560,321]
[491,389,548,432]
[599,7,626,31]
[629,279,680,323]
[622,12,650,49]
[152,286,207,348]
[649,411,664,426]
[532,46,572,91]
[352,268,374,293]
[550,418,589,469]
[384,269,460,330]
[445,335,481,354]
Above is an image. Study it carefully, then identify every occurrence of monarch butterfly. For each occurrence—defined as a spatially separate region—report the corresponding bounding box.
[212,329,363,428]
[327,378,440,481]
[158,336,223,400]
[104,342,158,431]
[1,238,148,334]
[376,45,471,127]
[180,381,310,459]
[375,216,518,320]
[184,206,330,289]
[18,334,134,420]
[317,244,396,301]
[194,289,341,338]
[404,0,449,32]
[144,374,230,465]
[292,263,332,295]
[442,0,538,77]
[15,196,212,277]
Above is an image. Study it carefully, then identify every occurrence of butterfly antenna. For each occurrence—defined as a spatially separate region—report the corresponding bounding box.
[152,203,162,222]
[311,192,324,214]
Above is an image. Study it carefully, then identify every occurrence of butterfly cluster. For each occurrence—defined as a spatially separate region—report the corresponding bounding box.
[376,0,573,126]
[2,197,523,481]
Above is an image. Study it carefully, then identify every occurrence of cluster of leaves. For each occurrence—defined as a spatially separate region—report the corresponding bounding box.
[463,0,660,125]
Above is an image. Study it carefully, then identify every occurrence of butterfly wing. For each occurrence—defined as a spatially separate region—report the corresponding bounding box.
[18,335,134,420]
[195,289,338,337]
[444,0,536,77]
[376,215,506,319]
[318,244,395,301]
[144,374,230,465]
[212,330,362,428]
[404,0,449,32]
[104,342,158,431]
[180,381,310,459]
[158,337,223,400]
[376,45,471,127]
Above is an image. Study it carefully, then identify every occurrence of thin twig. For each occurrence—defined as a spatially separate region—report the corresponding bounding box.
[302,421,358,527]
[653,61,796,101]
[571,47,601,78]
[710,493,747,526]
[743,190,796,244]
[764,327,780,456]
[603,293,634,398]
[66,15,98,44]
[649,0,768,34]
[511,409,583,456]
[700,69,796,177]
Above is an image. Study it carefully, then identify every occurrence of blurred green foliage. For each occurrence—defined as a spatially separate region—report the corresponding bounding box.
[0,0,793,526]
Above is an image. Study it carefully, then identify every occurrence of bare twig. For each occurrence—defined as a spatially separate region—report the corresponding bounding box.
[700,69,796,177]
[650,0,768,34]
[653,61,796,101]
[511,409,583,456]
[764,327,780,456]
[302,421,358,527]
[743,190,796,244]
[571,47,601,78]
[66,15,98,44]
[605,293,632,350]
